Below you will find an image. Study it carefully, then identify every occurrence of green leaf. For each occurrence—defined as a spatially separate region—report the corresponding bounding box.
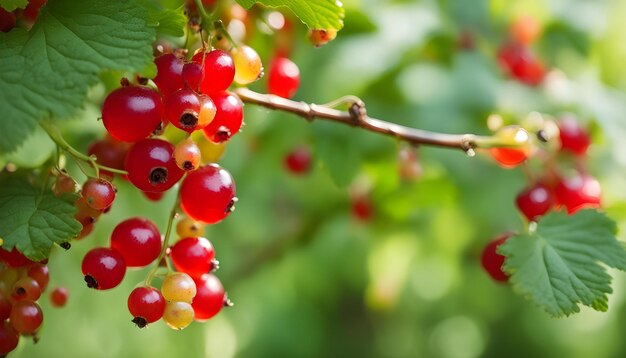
[500,210,626,317]
[235,0,344,31]
[0,0,156,153]
[0,174,81,261]
[141,0,187,37]
[313,122,361,187]
[0,0,28,11]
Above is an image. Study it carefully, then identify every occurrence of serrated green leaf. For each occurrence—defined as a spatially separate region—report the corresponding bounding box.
[153,7,187,37]
[236,0,344,31]
[0,0,28,11]
[500,210,626,317]
[0,174,81,261]
[0,0,156,154]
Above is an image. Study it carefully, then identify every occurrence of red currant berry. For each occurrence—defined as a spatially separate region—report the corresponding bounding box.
[192,49,235,95]
[308,28,337,47]
[102,86,164,142]
[82,178,116,210]
[489,126,531,168]
[53,172,77,195]
[161,272,197,303]
[0,8,16,33]
[180,164,237,224]
[284,146,311,175]
[110,217,162,267]
[497,42,545,86]
[50,286,69,308]
[268,57,300,99]
[0,293,11,320]
[88,136,131,175]
[74,196,102,226]
[10,300,43,333]
[0,321,19,355]
[154,53,185,97]
[192,274,226,321]
[515,182,555,221]
[170,237,216,278]
[554,173,601,214]
[481,233,512,282]
[351,196,374,221]
[27,263,49,292]
[176,217,206,237]
[165,89,202,132]
[82,247,126,290]
[558,116,590,156]
[510,15,541,45]
[125,139,185,192]
[11,277,41,302]
[201,91,243,143]
[174,138,201,171]
[128,287,166,328]
[23,0,46,22]
[182,62,204,91]
[230,45,264,85]
[0,248,33,268]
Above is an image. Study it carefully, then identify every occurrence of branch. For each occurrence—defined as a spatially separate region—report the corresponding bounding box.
[234,88,516,153]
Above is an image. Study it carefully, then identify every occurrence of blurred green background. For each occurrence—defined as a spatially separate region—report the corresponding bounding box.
[10,0,626,357]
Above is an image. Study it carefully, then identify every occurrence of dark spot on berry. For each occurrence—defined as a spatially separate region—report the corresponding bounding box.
[120,78,130,87]
[180,112,198,129]
[149,167,168,185]
[14,287,25,297]
[215,126,231,142]
[132,316,148,328]
[136,76,148,85]
[210,258,220,272]
[182,161,194,171]
[225,197,238,213]
[84,275,98,289]
[60,242,71,250]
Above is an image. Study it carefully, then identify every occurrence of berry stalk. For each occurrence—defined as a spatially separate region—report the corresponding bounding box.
[233,88,526,153]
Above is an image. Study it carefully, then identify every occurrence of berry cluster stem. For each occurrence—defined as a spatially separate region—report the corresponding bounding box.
[40,121,128,176]
[144,186,181,285]
[233,88,524,153]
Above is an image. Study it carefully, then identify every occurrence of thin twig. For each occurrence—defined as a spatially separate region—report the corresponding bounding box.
[234,88,520,153]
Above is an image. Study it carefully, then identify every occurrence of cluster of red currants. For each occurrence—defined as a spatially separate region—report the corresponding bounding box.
[0,249,67,355]
[482,115,597,281]
[497,15,546,86]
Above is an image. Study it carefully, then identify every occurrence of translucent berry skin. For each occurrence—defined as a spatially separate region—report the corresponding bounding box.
[481,233,511,282]
[510,15,541,45]
[192,274,225,321]
[170,237,216,278]
[128,287,166,327]
[284,146,311,175]
[554,173,601,214]
[497,42,545,86]
[308,28,337,47]
[161,273,197,303]
[11,277,41,302]
[87,137,131,173]
[174,139,201,171]
[180,164,236,224]
[0,321,19,355]
[192,50,235,95]
[82,178,116,210]
[558,117,590,156]
[81,247,126,290]
[154,53,185,97]
[50,287,69,308]
[182,62,204,91]
[176,217,205,238]
[23,0,46,22]
[125,139,185,192]
[102,86,164,142]
[27,264,49,292]
[515,183,555,221]
[0,8,16,33]
[110,217,162,267]
[53,173,77,195]
[163,301,194,330]
[231,45,264,85]
[142,190,165,201]
[201,91,244,143]
[0,248,33,268]
[268,57,300,99]
[10,300,43,333]
[490,126,531,168]
[74,197,103,226]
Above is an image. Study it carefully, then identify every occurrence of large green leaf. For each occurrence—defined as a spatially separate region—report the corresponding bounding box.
[500,210,626,317]
[0,0,156,154]
[236,0,344,31]
[0,174,81,261]
[0,0,27,11]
